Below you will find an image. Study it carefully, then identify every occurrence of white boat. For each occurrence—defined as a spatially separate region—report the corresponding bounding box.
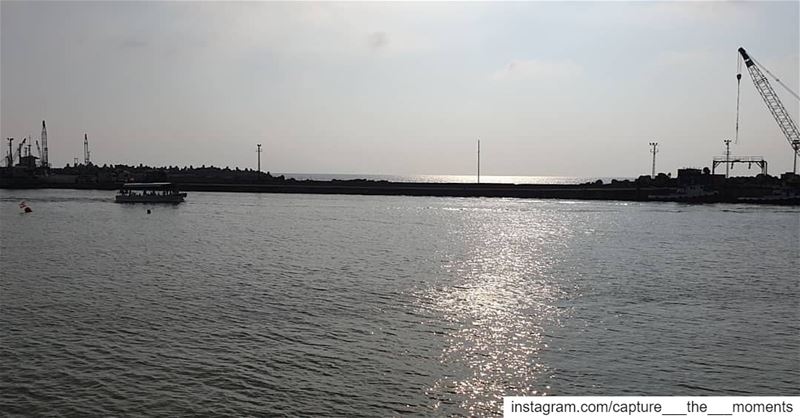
[115,182,187,203]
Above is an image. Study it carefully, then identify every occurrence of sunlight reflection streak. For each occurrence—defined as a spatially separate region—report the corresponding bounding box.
[419,203,578,415]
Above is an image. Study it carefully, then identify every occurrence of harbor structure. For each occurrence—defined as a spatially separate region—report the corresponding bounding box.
[15,138,27,166]
[712,138,767,177]
[17,136,38,168]
[18,153,38,169]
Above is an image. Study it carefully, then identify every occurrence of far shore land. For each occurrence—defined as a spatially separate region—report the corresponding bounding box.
[2,163,800,205]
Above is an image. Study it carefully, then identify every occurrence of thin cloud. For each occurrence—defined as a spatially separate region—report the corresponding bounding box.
[119,39,148,49]
[491,59,583,81]
[367,32,389,51]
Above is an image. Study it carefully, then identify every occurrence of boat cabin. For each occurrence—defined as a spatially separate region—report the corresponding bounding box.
[115,182,187,203]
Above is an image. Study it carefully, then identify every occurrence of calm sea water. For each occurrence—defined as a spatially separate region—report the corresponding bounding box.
[1,189,798,416]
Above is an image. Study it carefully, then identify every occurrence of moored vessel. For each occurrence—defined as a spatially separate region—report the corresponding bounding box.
[115,182,186,203]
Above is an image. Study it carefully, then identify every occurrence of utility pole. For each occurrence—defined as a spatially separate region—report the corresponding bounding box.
[649,142,658,178]
[257,143,262,173]
[477,139,481,184]
[724,139,732,178]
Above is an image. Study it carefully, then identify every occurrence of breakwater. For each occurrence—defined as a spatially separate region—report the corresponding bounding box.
[180,181,659,200]
[3,178,800,204]
[2,165,799,204]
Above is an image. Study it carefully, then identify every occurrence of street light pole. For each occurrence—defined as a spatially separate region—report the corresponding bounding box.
[649,142,658,179]
[724,139,732,178]
[257,143,262,173]
[477,139,480,184]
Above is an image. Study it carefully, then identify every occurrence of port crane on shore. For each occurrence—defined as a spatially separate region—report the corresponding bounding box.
[737,47,800,174]
[16,138,27,165]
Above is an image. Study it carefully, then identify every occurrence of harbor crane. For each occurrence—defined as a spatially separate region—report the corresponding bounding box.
[16,138,27,165]
[5,138,12,167]
[737,47,800,173]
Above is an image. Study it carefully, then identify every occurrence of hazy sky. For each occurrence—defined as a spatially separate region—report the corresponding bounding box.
[2,1,798,176]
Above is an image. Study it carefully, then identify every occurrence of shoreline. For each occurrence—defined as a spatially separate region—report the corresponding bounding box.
[3,179,799,205]
[2,164,799,204]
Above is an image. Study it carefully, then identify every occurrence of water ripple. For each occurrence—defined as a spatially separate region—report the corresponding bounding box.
[1,189,797,416]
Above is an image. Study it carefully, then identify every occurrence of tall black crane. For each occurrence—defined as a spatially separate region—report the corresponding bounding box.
[16,137,27,165]
[737,47,800,173]
[5,138,13,168]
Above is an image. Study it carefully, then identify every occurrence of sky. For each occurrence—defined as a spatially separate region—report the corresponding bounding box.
[1,1,798,177]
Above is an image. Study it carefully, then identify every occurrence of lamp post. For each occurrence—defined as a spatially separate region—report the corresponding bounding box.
[649,142,658,179]
[257,143,262,173]
[724,139,732,178]
[477,139,480,184]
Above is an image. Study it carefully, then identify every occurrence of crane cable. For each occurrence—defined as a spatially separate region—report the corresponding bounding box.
[735,54,742,144]
[751,55,800,101]
[737,52,800,145]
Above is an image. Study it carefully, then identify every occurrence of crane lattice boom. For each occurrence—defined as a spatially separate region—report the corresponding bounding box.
[738,47,800,157]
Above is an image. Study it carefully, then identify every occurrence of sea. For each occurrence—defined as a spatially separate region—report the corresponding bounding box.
[1,184,798,416]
